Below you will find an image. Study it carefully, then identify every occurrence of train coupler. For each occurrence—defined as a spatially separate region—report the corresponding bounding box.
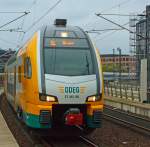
[64,108,83,126]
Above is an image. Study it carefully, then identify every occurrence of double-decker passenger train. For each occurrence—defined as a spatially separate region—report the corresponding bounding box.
[4,19,104,133]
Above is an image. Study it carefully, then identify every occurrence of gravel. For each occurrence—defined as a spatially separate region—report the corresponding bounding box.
[89,119,150,147]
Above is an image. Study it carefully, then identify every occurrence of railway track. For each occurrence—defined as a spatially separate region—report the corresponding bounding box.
[40,135,100,147]
[104,105,150,136]
[79,135,100,147]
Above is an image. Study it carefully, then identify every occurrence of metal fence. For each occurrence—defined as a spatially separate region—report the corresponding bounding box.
[104,81,141,102]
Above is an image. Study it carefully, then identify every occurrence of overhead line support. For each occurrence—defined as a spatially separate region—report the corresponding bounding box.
[0,12,30,30]
[95,13,146,39]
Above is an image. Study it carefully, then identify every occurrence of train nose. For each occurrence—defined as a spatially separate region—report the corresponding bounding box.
[64,108,83,126]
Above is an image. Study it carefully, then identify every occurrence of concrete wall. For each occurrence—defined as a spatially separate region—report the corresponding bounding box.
[104,96,150,118]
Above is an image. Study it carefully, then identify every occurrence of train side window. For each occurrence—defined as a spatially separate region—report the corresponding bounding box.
[24,57,32,79]
[18,66,21,82]
[24,58,27,78]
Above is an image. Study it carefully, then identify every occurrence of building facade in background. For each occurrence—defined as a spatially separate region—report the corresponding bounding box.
[101,54,136,73]
[0,49,15,73]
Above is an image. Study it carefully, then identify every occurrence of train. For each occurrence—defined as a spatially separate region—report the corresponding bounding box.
[0,73,4,87]
[4,19,104,134]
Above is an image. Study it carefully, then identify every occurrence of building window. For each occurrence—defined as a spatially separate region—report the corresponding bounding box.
[24,57,32,78]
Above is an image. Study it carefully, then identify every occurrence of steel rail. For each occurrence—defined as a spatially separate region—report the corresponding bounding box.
[79,136,100,147]
[104,106,150,135]
[104,113,150,132]
[40,135,100,147]
[105,105,150,122]
[40,138,54,147]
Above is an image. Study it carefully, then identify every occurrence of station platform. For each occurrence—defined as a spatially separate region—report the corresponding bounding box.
[104,96,150,118]
[0,89,19,147]
[0,112,19,147]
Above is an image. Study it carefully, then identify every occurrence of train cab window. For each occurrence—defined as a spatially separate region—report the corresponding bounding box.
[24,57,32,78]
[44,38,95,76]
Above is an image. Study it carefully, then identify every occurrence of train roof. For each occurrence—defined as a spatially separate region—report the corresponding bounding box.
[42,25,87,39]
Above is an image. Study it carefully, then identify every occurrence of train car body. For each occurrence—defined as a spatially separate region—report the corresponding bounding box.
[5,20,104,132]
[0,73,4,88]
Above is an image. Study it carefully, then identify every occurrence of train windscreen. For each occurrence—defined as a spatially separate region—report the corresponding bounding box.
[44,38,95,76]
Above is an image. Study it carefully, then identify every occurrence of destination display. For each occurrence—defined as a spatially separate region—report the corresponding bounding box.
[44,38,89,48]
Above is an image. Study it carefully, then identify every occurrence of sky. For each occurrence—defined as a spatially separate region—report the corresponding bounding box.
[0,0,149,55]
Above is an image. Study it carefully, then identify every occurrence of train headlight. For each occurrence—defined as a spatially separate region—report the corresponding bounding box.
[46,96,56,102]
[87,95,101,102]
[40,94,57,102]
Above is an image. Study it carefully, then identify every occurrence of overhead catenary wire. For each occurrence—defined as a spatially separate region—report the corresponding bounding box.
[0,4,33,50]
[0,12,30,50]
[100,0,134,13]
[0,12,30,30]
[96,13,146,17]
[86,28,125,36]
[95,14,146,39]
[0,11,29,14]
[17,0,38,45]
[86,31,101,34]
[83,0,133,28]
[16,17,26,47]
[94,22,129,41]
[0,28,25,33]
[27,0,38,11]
[87,28,125,32]
[25,0,62,33]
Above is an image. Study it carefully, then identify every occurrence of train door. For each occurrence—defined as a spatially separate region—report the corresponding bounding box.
[7,66,15,107]
[13,67,16,108]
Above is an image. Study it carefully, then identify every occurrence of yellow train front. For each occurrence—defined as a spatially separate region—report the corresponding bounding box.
[5,19,104,133]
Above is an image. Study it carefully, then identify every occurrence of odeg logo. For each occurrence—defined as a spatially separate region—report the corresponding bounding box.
[65,87,79,94]
[58,86,86,98]
[64,87,80,98]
